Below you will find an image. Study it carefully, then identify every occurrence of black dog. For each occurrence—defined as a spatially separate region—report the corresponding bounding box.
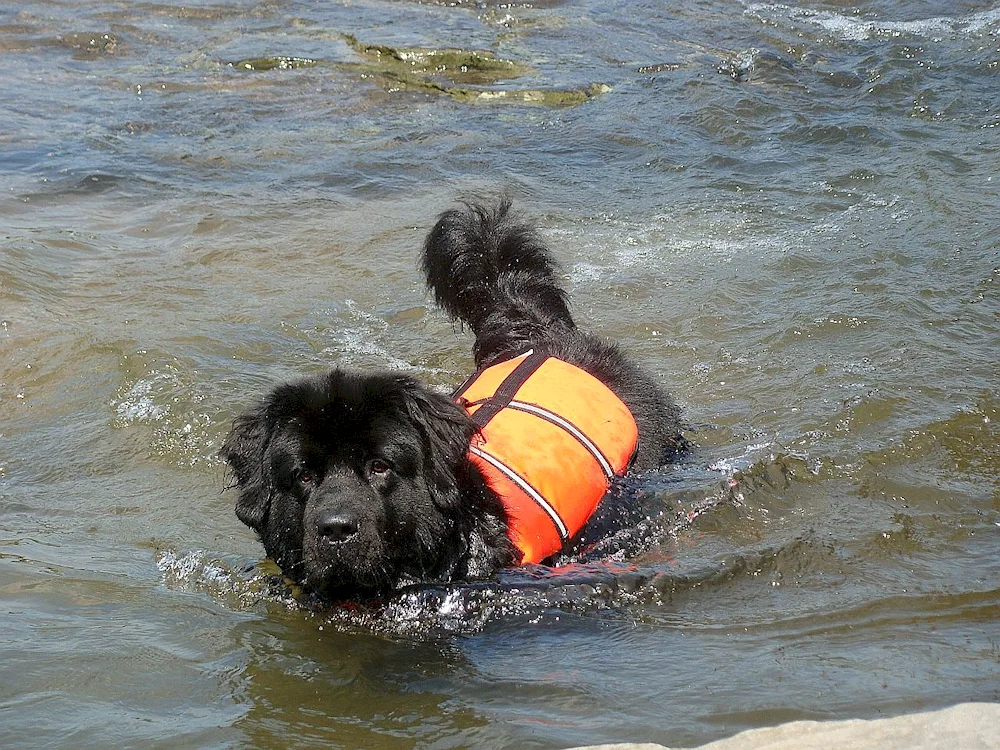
[221,200,683,601]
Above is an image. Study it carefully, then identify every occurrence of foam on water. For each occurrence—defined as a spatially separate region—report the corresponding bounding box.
[315,299,414,369]
[744,2,1000,41]
[109,352,223,467]
[314,299,452,377]
[111,374,169,423]
[556,211,791,273]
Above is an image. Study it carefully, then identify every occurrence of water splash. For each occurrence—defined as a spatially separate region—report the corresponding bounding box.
[156,549,298,611]
[157,448,853,637]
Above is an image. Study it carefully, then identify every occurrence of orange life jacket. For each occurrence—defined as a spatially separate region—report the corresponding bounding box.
[454,350,638,564]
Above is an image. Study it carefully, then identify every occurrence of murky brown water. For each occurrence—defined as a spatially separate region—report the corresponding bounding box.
[2,0,998,747]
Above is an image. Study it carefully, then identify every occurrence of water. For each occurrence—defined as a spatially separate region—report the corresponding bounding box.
[1,0,998,747]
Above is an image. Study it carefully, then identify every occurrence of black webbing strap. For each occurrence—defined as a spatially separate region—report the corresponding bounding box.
[458,350,548,429]
[451,370,481,402]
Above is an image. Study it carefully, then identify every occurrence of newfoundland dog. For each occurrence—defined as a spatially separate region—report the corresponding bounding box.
[221,200,683,601]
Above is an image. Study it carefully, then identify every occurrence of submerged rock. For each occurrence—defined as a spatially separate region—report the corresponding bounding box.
[229,56,319,71]
[344,34,529,84]
[58,31,119,55]
[449,82,611,106]
[637,62,685,74]
[228,33,608,107]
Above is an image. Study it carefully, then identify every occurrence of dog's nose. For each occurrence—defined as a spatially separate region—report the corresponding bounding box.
[317,512,358,543]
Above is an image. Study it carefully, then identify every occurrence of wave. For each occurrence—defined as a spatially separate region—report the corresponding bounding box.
[744,2,1000,41]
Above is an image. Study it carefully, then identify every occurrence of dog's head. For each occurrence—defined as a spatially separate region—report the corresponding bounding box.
[220,370,496,600]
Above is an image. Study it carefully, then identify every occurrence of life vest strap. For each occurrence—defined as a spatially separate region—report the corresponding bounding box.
[457,349,548,428]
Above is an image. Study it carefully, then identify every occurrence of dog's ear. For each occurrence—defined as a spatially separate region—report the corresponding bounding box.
[219,406,273,533]
[399,380,476,511]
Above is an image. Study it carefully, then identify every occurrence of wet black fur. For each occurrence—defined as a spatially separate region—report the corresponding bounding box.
[221,199,683,600]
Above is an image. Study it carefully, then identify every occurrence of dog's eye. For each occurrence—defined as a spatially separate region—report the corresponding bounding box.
[295,469,315,485]
[368,459,391,477]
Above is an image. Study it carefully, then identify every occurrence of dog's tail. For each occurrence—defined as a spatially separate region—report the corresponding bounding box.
[422,199,575,360]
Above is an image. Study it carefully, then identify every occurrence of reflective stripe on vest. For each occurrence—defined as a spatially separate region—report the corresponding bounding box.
[455,351,639,564]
